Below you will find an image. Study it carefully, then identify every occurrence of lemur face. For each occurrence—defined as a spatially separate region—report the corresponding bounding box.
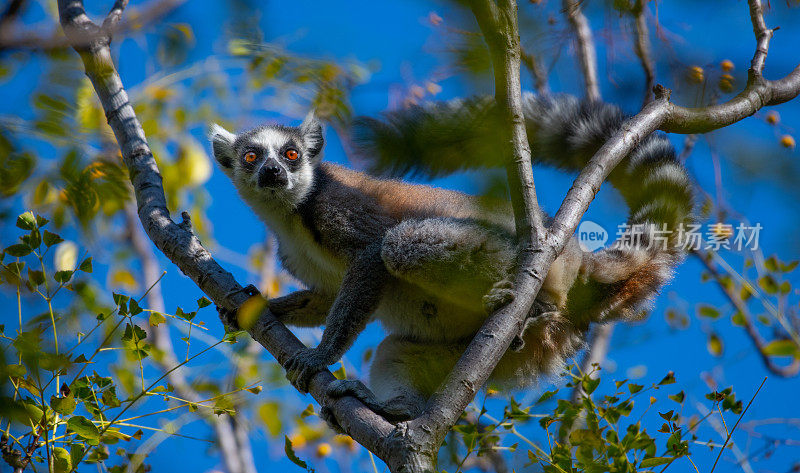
[210,113,324,207]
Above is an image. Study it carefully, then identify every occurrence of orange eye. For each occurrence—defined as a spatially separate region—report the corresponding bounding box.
[244,151,257,163]
[284,149,299,160]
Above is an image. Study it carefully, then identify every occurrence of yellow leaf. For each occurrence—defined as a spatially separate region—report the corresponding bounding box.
[111,269,138,290]
[237,295,267,330]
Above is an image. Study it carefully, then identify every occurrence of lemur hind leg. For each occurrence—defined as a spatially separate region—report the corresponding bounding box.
[324,335,463,428]
[381,217,516,310]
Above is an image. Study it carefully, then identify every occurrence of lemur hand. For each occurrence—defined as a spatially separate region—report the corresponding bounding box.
[285,347,329,393]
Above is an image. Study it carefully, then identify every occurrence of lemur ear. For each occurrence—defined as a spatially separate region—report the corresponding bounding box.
[300,112,324,158]
[209,123,236,170]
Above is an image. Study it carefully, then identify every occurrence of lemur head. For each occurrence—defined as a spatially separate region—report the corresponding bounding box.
[209,113,324,208]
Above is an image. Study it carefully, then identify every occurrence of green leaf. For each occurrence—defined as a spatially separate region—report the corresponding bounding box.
[197,296,212,308]
[759,275,779,295]
[79,257,93,273]
[101,388,121,408]
[69,444,85,468]
[668,391,685,404]
[28,269,45,286]
[284,435,308,469]
[5,243,31,257]
[536,389,557,405]
[697,305,721,319]
[581,377,600,395]
[640,457,673,468]
[16,212,37,230]
[7,364,26,378]
[149,312,167,326]
[53,446,72,473]
[50,394,77,415]
[129,298,143,316]
[113,293,130,306]
[67,415,100,440]
[762,339,799,357]
[707,332,723,357]
[658,371,676,385]
[54,270,73,283]
[43,230,64,247]
[628,383,643,394]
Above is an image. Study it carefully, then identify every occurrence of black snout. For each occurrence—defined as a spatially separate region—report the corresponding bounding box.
[258,160,288,188]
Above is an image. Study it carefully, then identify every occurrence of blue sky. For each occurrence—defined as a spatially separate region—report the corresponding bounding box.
[2,0,800,472]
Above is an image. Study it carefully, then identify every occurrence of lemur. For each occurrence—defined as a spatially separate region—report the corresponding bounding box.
[210,94,693,427]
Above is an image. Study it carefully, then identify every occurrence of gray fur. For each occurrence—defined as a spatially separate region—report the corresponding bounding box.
[210,97,693,428]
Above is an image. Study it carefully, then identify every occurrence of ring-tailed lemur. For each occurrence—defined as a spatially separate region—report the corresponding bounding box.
[210,94,693,427]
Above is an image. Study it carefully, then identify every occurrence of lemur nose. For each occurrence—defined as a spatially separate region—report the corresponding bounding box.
[265,164,281,175]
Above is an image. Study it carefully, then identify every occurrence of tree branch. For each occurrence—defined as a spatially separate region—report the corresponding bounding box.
[632,0,655,106]
[562,0,601,101]
[407,0,547,454]
[1,0,181,52]
[693,250,800,378]
[124,203,258,473]
[55,0,397,467]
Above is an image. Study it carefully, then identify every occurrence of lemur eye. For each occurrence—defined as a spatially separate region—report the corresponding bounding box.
[284,149,299,160]
[244,151,257,163]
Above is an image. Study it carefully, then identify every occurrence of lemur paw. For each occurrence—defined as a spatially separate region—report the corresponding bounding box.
[326,380,418,423]
[216,284,261,330]
[319,406,345,434]
[285,348,328,393]
[483,279,515,314]
[510,300,560,352]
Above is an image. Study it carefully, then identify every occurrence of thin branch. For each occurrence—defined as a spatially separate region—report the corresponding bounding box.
[1,0,181,52]
[412,0,547,451]
[562,0,601,100]
[693,250,800,377]
[570,323,614,403]
[521,47,550,95]
[632,0,656,106]
[709,377,767,473]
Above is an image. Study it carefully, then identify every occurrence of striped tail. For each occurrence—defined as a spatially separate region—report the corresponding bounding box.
[354,94,694,322]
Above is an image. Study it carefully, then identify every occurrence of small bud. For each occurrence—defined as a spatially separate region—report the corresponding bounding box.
[316,442,332,457]
[780,135,796,149]
[720,59,734,72]
[687,65,705,83]
[766,111,780,125]
[718,74,735,93]
[428,12,442,26]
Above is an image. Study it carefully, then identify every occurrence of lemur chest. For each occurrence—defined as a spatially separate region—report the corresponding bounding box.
[272,217,346,294]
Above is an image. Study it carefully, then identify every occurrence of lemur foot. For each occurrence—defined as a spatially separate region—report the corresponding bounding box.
[510,300,559,352]
[483,279,515,314]
[325,379,419,424]
[285,348,328,393]
[216,284,261,330]
[319,405,345,434]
